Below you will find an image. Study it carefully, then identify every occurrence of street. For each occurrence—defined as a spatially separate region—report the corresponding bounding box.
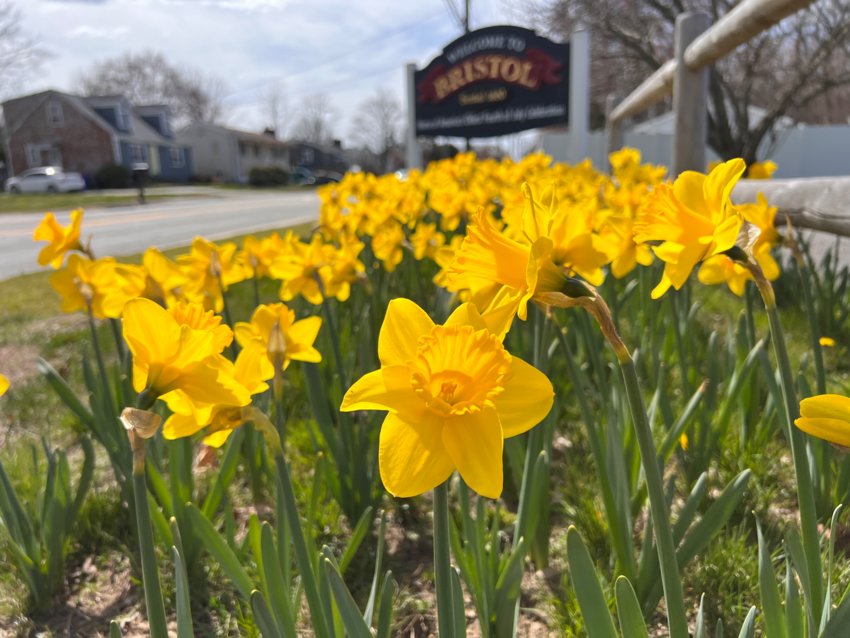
[0,189,321,281]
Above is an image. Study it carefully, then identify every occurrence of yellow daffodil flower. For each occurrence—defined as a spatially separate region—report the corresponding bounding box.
[635,158,746,298]
[33,209,84,268]
[795,394,850,447]
[340,299,553,498]
[0,373,8,396]
[820,337,836,347]
[163,345,269,446]
[270,233,327,304]
[747,160,777,180]
[50,254,144,319]
[179,237,247,311]
[142,247,186,305]
[234,303,322,377]
[122,297,248,413]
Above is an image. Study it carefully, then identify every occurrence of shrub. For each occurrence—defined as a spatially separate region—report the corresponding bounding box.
[249,166,288,187]
[94,163,130,189]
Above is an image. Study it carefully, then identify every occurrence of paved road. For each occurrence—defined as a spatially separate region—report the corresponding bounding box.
[1,190,321,281]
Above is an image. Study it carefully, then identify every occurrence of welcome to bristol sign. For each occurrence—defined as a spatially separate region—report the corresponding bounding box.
[413,25,570,139]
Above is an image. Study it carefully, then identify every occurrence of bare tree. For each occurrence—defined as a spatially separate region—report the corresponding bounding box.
[523,0,850,164]
[292,93,336,145]
[260,80,290,139]
[76,51,226,127]
[0,1,44,100]
[349,88,401,171]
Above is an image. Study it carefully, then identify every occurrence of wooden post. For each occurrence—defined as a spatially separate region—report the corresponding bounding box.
[672,12,711,176]
[605,94,623,169]
[569,28,590,162]
[405,63,422,170]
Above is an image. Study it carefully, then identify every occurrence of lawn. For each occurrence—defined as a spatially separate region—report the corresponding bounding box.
[0,191,213,214]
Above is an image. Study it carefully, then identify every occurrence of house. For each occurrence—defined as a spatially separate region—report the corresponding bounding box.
[289,140,348,175]
[176,123,291,183]
[2,89,192,183]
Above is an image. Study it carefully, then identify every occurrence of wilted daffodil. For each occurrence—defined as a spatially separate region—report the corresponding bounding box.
[340,299,553,499]
[33,209,85,268]
[123,297,248,413]
[795,395,850,448]
[635,158,746,298]
[234,303,322,378]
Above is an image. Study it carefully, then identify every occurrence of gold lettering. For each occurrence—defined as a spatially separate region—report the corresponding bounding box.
[447,67,466,92]
[501,58,521,83]
[462,60,475,83]
[487,55,504,79]
[434,76,451,101]
[473,56,489,81]
[518,61,537,88]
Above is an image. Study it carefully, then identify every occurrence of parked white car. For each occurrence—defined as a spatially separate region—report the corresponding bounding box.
[4,166,86,194]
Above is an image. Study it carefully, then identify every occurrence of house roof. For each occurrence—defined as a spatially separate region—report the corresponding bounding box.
[178,122,290,149]
[2,89,181,147]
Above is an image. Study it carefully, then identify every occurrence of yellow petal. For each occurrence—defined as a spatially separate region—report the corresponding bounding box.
[442,408,504,499]
[289,315,323,350]
[795,418,850,448]
[122,298,180,365]
[340,366,424,420]
[444,302,487,331]
[799,394,850,421]
[163,412,206,440]
[494,357,554,437]
[819,337,836,348]
[379,412,453,497]
[203,429,233,448]
[0,373,8,397]
[378,298,434,366]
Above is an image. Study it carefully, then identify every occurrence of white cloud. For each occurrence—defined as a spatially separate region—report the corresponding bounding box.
[13,0,514,143]
[66,25,129,38]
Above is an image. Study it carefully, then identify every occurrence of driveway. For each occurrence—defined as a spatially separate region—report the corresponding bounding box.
[1,190,321,280]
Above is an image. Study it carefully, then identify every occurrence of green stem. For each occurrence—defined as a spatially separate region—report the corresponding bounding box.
[577,294,688,638]
[796,261,827,394]
[751,272,823,622]
[433,482,455,637]
[618,354,689,638]
[87,310,117,419]
[131,442,168,638]
[274,450,331,638]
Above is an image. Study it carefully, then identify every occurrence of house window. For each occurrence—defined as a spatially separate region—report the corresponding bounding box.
[26,144,41,167]
[47,102,64,127]
[170,147,185,168]
[117,104,131,131]
[130,144,147,163]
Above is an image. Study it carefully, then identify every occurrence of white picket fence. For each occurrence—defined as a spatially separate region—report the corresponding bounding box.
[541,124,850,179]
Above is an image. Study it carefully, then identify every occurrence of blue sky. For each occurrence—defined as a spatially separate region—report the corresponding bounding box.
[13,0,521,143]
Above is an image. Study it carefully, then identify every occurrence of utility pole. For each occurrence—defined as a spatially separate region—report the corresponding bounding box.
[464,0,471,152]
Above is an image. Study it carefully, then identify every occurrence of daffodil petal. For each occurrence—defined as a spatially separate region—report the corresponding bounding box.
[0,373,9,397]
[442,408,503,499]
[340,365,423,419]
[163,412,205,440]
[795,417,850,448]
[495,357,554,437]
[378,298,434,366]
[123,298,180,364]
[379,412,452,497]
[799,394,850,421]
[445,302,487,330]
[203,429,233,448]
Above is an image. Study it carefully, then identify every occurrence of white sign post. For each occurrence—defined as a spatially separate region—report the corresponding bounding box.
[405,62,423,170]
[568,27,590,162]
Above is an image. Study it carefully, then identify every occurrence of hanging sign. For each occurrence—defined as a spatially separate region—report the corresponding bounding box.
[414,25,570,138]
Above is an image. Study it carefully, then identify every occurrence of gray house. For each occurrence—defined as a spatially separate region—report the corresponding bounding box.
[177,123,291,183]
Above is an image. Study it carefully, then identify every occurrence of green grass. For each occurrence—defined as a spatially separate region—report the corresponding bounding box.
[0,192,213,213]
